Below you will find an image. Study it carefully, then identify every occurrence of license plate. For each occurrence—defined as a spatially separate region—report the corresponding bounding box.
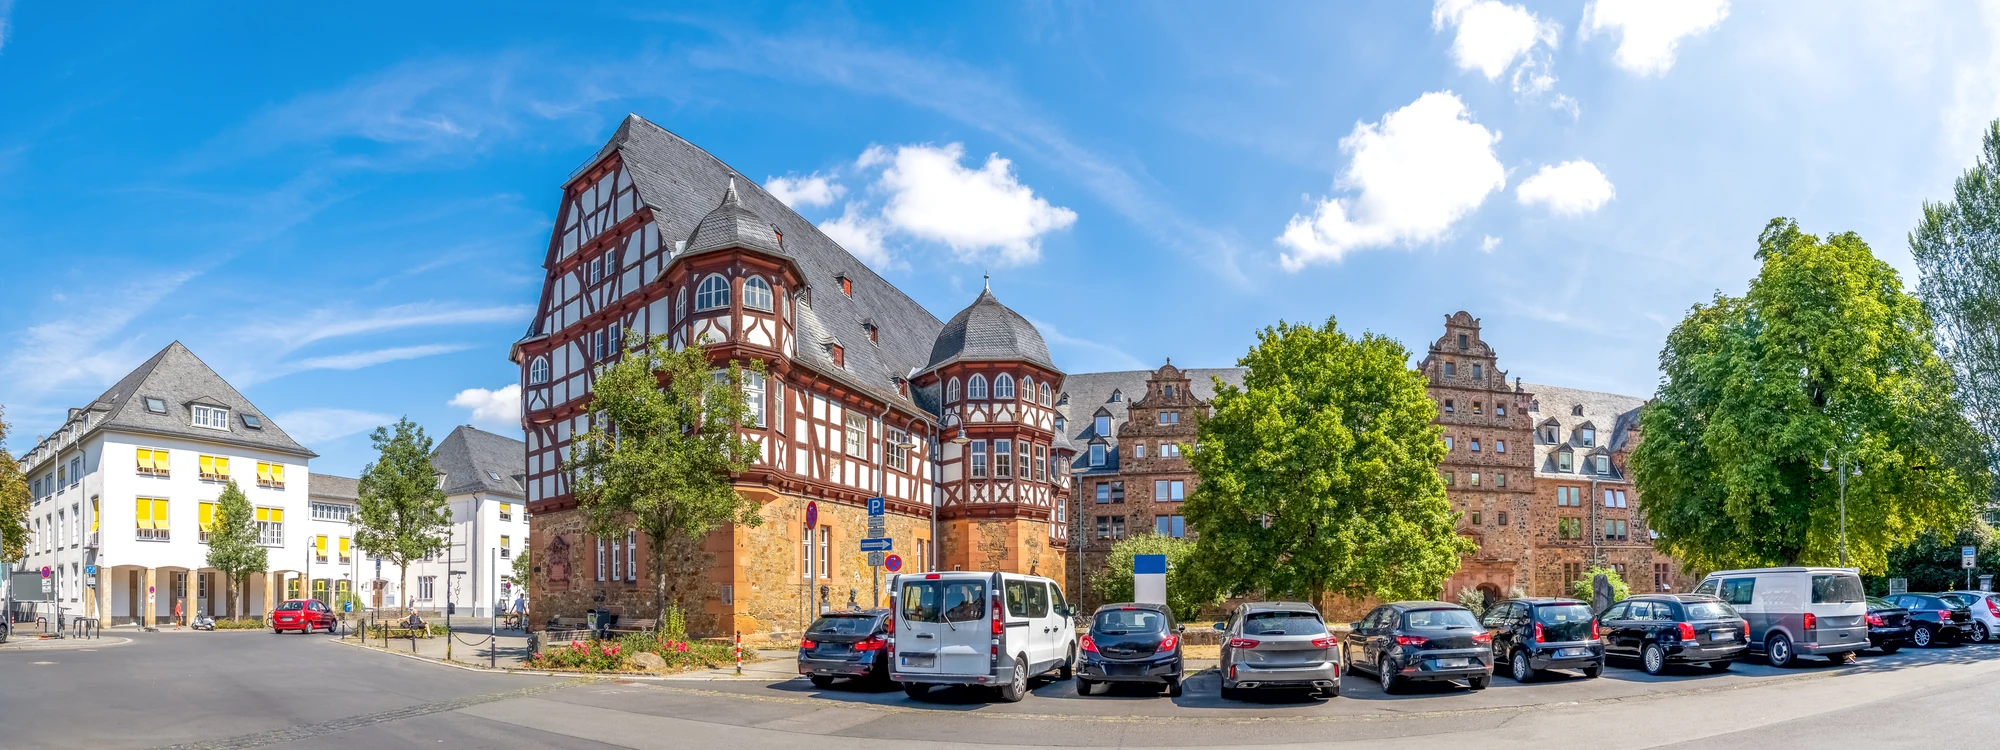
[1556,647,1589,658]
[1712,630,1736,641]
[819,645,850,656]
[901,654,935,668]
[1434,658,1470,668]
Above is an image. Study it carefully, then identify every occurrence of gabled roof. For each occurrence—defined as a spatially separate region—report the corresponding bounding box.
[430,425,528,499]
[563,114,945,417]
[923,287,1055,373]
[1055,367,1246,476]
[27,341,315,464]
[309,473,359,502]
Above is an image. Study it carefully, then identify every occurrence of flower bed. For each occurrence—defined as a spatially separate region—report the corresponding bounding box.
[212,617,266,630]
[524,634,742,673]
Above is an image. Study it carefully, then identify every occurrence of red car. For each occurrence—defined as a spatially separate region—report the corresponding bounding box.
[272,599,337,634]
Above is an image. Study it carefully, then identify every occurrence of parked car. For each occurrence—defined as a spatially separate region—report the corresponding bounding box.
[1217,602,1342,699]
[797,609,892,688]
[1598,594,1748,674]
[1941,590,2000,644]
[1692,567,1868,667]
[888,571,1077,703]
[1077,603,1186,697]
[1480,597,1604,681]
[271,599,337,634]
[1863,597,1912,654]
[1883,593,1973,647]
[1343,601,1491,694]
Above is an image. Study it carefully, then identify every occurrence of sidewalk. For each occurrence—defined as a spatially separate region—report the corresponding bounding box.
[339,620,535,668]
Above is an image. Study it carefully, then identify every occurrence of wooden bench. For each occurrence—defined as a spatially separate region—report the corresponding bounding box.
[550,617,587,631]
[380,617,434,639]
[608,618,657,635]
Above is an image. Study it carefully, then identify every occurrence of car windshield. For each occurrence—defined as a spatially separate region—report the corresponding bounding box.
[900,580,986,624]
[1403,608,1481,629]
[1906,595,1948,609]
[276,601,304,611]
[1684,602,1737,620]
[1535,604,1592,625]
[1810,574,1865,604]
[1242,611,1326,636]
[1094,609,1167,634]
[808,615,878,635]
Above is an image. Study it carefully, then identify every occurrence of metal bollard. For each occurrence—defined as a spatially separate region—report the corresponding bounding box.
[735,630,742,675]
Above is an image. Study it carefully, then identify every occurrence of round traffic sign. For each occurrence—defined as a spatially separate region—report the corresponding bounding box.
[805,501,818,528]
[148,585,156,595]
[883,554,903,573]
[40,566,52,578]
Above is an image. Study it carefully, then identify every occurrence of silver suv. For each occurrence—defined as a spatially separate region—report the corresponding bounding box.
[1214,602,1342,699]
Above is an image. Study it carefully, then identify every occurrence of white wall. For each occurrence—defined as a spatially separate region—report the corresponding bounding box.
[378,492,529,618]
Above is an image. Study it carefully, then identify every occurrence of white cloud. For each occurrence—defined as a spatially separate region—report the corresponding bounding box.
[1026,317,1147,371]
[764,172,844,209]
[2,270,200,396]
[0,0,14,55]
[1582,0,1730,76]
[1278,92,1506,269]
[270,408,393,446]
[818,201,895,268]
[1481,235,1503,252]
[1516,160,1617,216]
[450,385,522,432]
[1945,3,2000,159]
[1433,0,1560,80]
[289,344,473,373]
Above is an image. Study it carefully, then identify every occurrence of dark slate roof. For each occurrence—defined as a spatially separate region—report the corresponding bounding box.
[22,341,314,468]
[565,115,946,417]
[922,287,1055,374]
[430,425,528,499]
[309,473,359,502]
[683,180,786,259]
[1523,382,1649,481]
[1055,367,1246,476]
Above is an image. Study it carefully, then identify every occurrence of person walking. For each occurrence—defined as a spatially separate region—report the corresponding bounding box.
[173,600,184,630]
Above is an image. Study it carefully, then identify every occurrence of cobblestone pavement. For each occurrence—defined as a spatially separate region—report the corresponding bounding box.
[4,628,1998,748]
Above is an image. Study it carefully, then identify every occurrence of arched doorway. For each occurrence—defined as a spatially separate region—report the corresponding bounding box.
[1476,583,1502,611]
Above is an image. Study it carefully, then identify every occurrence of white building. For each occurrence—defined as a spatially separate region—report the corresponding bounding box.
[14,342,334,627]
[371,426,528,619]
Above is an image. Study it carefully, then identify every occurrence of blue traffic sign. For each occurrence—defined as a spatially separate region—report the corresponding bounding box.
[84,565,97,575]
[883,554,903,573]
[806,501,819,528]
[867,497,885,516]
[859,538,893,552]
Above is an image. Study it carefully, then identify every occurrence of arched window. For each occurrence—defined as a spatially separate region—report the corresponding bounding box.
[1019,376,1034,402]
[528,357,550,385]
[742,276,774,312]
[695,274,731,311]
[947,377,960,403]
[1039,382,1051,406]
[968,374,988,400]
[674,287,687,323]
[993,374,1015,400]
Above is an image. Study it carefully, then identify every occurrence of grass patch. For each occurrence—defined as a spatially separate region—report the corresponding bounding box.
[211,617,267,630]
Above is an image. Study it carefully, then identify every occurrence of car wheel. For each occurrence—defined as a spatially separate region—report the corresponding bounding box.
[273,628,283,634]
[810,676,835,689]
[902,682,930,699]
[997,653,1029,702]
[1581,661,1603,679]
[1767,633,1797,668]
[1708,660,1732,672]
[1642,643,1668,675]
[1913,624,1935,648]
[1076,678,1095,696]
[1166,677,1184,698]
[1510,650,1534,682]
[1058,643,1076,680]
[1467,673,1490,690]
[1378,656,1404,695]
[1877,641,1902,655]
[1973,623,1990,644]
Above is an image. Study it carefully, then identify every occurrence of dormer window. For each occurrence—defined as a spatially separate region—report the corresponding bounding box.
[1572,404,1585,416]
[1109,389,1122,403]
[828,343,844,368]
[1089,444,1105,467]
[1579,424,1596,447]
[1558,448,1574,472]
[1094,415,1111,435]
[242,414,263,430]
[837,274,853,296]
[863,322,878,343]
[1054,417,1065,432]
[143,397,168,415]
[1596,454,1612,475]
[192,405,230,431]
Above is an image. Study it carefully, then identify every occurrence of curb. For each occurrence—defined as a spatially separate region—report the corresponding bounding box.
[0,635,133,652]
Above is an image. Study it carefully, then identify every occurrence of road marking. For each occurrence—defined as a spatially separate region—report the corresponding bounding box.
[148,678,593,750]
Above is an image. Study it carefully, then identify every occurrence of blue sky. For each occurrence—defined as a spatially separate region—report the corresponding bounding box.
[3,2,1997,477]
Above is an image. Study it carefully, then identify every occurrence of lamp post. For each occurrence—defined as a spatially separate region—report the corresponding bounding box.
[1821,453,1860,568]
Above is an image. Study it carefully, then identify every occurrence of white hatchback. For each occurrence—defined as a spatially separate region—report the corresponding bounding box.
[1943,590,2000,644]
[888,571,1078,702]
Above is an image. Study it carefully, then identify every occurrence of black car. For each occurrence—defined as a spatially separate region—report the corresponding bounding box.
[1077,603,1186,696]
[1883,594,1974,647]
[1599,594,1748,675]
[1343,601,1492,694]
[1481,597,1605,681]
[797,609,892,688]
[1863,596,1913,654]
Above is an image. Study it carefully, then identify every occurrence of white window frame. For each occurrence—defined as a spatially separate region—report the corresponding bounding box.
[742,276,774,312]
[993,439,1012,478]
[967,374,988,400]
[844,412,866,457]
[969,440,988,478]
[192,405,230,431]
[1089,444,1105,467]
[695,274,731,311]
[626,530,638,582]
[993,374,1015,400]
[946,378,960,403]
[1039,382,1051,406]
[743,371,768,428]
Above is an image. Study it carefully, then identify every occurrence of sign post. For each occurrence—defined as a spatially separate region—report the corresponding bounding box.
[1133,554,1168,606]
[1965,546,1979,591]
[866,498,885,607]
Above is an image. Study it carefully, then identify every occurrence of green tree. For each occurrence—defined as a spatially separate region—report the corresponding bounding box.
[1910,120,2000,497]
[1633,219,1992,574]
[0,408,32,563]
[1184,317,1472,610]
[1569,566,1631,607]
[204,480,267,619]
[568,334,762,627]
[1871,521,2000,594]
[353,418,451,615]
[1088,534,1216,622]
[510,546,531,590]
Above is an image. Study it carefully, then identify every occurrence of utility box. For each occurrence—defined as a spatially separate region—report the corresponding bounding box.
[1133,554,1167,606]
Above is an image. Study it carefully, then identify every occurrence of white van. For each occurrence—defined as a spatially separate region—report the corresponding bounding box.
[888,571,1078,702]
[1692,567,1868,667]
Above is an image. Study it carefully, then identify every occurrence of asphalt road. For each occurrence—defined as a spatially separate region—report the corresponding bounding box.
[5,628,1997,749]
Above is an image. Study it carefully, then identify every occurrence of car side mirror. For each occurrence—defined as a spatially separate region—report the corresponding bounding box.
[1212,622,1227,631]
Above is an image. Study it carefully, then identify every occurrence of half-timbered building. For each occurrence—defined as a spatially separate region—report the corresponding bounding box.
[514,115,1071,639]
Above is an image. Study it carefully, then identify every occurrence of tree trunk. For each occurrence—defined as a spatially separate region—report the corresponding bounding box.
[653,534,669,632]
[399,562,411,617]
[226,575,237,622]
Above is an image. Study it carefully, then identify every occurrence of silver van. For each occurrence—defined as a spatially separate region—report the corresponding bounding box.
[1693,567,1868,667]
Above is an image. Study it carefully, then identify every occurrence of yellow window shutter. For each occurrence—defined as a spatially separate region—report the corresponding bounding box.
[199,502,215,531]
[200,455,214,475]
[273,464,285,483]
[155,450,168,472]
[136,499,152,529]
[316,535,326,553]
[216,457,230,476]
[271,507,283,523]
[91,499,99,532]
[153,499,170,530]
[257,463,270,482]
[339,537,350,555]
[136,449,150,471]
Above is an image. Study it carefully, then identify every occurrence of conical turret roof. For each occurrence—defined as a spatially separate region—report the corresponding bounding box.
[923,284,1055,373]
[684,179,785,258]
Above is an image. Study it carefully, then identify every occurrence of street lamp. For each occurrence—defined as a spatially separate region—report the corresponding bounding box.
[1820,454,1861,568]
